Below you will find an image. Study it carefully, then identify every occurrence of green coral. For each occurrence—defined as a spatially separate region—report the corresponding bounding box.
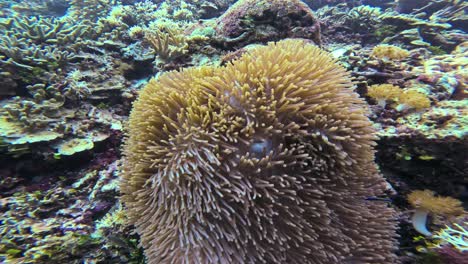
[433,223,468,251]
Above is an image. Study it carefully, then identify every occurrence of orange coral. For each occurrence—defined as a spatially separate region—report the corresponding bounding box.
[371,44,410,60]
[408,190,464,216]
[396,90,431,111]
[367,84,403,107]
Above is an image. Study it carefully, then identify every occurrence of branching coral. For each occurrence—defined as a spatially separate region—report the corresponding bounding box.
[121,39,397,263]
[418,42,468,98]
[0,16,92,45]
[345,5,383,33]
[68,0,119,22]
[144,26,188,62]
[0,15,93,87]
[2,84,66,131]
[434,223,468,252]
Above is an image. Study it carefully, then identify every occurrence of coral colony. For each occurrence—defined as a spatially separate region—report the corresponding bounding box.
[0,0,466,263]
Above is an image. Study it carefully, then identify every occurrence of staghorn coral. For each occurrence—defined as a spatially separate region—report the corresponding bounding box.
[121,39,397,263]
[371,44,410,61]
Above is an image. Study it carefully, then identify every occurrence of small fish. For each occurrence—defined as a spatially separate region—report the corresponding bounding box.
[365,197,393,203]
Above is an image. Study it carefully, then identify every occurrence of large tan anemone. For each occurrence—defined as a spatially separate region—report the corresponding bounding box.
[121,39,398,264]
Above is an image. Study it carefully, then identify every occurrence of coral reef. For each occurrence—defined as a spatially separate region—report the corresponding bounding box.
[0,158,140,263]
[121,39,397,263]
[215,0,321,47]
[0,0,466,263]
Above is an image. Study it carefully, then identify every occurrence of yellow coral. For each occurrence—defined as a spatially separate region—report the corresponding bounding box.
[371,44,410,60]
[128,26,144,38]
[145,22,188,61]
[396,90,431,111]
[408,190,464,216]
[407,190,464,236]
[367,84,403,107]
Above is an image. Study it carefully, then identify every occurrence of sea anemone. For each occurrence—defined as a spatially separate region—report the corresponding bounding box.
[121,39,397,263]
[408,190,464,236]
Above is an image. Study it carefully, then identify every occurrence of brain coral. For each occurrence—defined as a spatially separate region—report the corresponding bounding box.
[121,39,397,263]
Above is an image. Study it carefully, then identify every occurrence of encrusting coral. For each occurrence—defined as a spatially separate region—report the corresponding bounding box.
[121,39,397,263]
[371,44,410,61]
